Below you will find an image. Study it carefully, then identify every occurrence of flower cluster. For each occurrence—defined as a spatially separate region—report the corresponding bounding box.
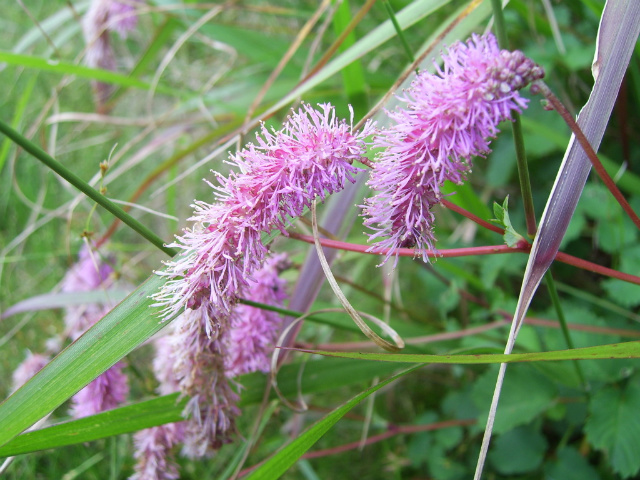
[226,253,290,377]
[131,337,184,480]
[362,33,544,263]
[70,361,129,418]
[11,352,50,393]
[154,103,373,333]
[82,0,143,108]
[132,254,290,477]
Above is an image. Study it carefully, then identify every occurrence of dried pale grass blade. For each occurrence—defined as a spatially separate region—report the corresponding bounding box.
[473,1,640,479]
[311,200,404,352]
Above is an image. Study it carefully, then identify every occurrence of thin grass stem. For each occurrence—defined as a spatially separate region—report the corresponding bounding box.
[0,120,177,256]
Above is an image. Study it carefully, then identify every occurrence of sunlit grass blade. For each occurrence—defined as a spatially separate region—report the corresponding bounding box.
[245,365,421,479]
[0,275,169,449]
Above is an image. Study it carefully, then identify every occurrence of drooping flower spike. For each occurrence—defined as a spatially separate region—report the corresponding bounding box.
[82,0,144,108]
[130,337,184,480]
[154,103,374,332]
[226,252,290,377]
[363,33,544,264]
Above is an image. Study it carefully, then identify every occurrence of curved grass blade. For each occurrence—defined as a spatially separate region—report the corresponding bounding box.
[245,366,421,480]
[0,274,170,449]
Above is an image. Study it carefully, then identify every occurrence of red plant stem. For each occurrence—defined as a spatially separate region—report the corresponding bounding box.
[301,419,476,459]
[440,199,505,235]
[288,232,640,286]
[288,231,523,258]
[535,80,640,231]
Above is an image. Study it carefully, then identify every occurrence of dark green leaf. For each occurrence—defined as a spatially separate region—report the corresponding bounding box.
[585,379,640,478]
[489,425,547,474]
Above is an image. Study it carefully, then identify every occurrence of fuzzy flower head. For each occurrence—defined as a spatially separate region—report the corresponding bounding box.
[154,103,373,329]
[70,361,129,418]
[168,306,240,458]
[107,0,142,38]
[226,253,289,377]
[363,33,543,264]
[83,0,143,108]
[131,423,184,480]
[11,352,50,393]
[62,246,114,340]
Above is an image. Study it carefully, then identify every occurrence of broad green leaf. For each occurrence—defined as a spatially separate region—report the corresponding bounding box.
[298,341,640,364]
[473,365,556,434]
[0,274,169,449]
[489,425,548,474]
[585,379,640,478]
[543,447,602,480]
[0,357,403,456]
[245,366,420,480]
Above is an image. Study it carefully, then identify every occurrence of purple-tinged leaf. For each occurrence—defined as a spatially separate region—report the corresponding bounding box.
[515,0,640,334]
[1,290,130,320]
[475,2,640,478]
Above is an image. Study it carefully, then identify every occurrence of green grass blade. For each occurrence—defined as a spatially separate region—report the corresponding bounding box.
[0,76,36,173]
[300,341,640,364]
[0,357,403,456]
[0,394,185,457]
[245,366,421,479]
[0,51,178,96]
[332,0,368,114]
[0,274,169,449]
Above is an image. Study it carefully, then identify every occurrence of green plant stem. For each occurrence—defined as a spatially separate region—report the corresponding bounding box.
[382,0,416,68]
[0,119,177,257]
[490,0,537,236]
[489,0,508,47]
[545,272,589,392]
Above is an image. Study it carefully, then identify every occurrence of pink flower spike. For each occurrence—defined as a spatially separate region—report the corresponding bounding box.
[61,246,114,341]
[108,1,143,39]
[170,306,240,458]
[363,33,544,264]
[226,253,290,377]
[11,352,50,393]
[130,423,184,480]
[153,103,374,328]
[70,361,129,418]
